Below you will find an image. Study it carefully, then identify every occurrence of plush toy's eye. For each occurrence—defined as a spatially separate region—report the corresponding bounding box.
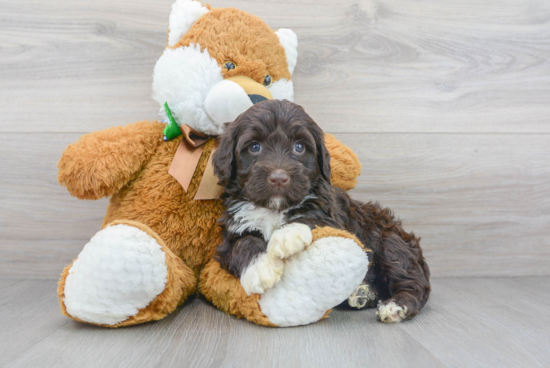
[224,61,236,70]
[263,75,272,87]
[293,142,305,153]
[249,142,262,153]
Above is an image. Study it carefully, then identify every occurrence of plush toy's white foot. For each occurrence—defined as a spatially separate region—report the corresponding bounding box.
[377,301,407,323]
[258,236,369,327]
[63,224,168,325]
[240,253,284,295]
[267,223,312,259]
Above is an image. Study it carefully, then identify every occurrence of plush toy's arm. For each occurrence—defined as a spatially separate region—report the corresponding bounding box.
[58,121,165,200]
[325,134,362,191]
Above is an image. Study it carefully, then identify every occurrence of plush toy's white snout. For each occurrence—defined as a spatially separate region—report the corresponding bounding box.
[203,80,252,128]
[204,76,275,127]
[152,45,225,135]
[204,80,253,128]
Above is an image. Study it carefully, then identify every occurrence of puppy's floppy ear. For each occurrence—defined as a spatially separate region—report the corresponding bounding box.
[311,122,332,182]
[213,121,238,185]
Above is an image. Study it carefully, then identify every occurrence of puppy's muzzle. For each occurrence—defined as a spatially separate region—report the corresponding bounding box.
[268,169,290,189]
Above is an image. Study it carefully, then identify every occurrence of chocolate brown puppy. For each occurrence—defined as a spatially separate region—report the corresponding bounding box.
[213,100,430,322]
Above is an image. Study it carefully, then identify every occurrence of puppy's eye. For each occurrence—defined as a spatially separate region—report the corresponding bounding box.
[263,75,272,87]
[224,61,236,70]
[293,142,305,153]
[249,142,262,153]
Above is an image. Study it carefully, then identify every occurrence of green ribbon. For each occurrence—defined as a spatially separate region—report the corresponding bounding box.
[163,102,183,141]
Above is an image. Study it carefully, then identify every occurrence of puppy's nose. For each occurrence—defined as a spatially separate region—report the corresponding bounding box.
[268,170,290,188]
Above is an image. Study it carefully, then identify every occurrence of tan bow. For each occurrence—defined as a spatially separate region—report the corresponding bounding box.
[168,124,223,200]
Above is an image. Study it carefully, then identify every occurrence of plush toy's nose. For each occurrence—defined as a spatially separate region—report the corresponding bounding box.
[248,94,268,104]
[224,76,273,104]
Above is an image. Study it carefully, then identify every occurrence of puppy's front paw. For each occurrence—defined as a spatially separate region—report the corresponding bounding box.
[267,223,312,259]
[240,253,284,296]
[376,301,407,323]
[348,283,377,309]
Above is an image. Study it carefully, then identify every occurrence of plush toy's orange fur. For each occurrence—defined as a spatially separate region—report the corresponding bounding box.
[324,135,362,191]
[172,7,291,84]
[57,3,364,327]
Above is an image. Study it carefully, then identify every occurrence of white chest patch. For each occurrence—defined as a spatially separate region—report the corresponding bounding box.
[228,202,288,241]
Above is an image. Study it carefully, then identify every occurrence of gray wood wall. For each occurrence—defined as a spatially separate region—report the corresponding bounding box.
[1,0,549,279]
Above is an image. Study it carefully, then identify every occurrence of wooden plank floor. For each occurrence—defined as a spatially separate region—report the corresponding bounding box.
[1,277,549,368]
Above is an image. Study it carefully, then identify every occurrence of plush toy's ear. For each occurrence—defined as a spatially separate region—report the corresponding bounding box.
[168,0,209,47]
[275,29,298,75]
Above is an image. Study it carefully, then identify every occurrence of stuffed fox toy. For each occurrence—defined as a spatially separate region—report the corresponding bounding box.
[57,0,369,327]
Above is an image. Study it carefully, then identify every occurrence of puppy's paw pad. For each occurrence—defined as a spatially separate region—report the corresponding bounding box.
[240,253,284,295]
[377,301,407,323]
[267,223,312,259]
[348,284,377,309]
